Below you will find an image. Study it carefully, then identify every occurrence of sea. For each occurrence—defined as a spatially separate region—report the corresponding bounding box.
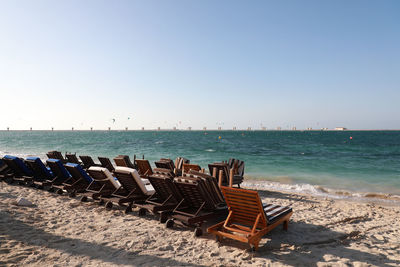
[1,130,400,203]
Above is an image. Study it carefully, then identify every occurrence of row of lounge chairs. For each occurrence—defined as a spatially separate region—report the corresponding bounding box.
[0,152,292,250]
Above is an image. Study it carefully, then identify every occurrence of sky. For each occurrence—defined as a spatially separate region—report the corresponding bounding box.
[0,0,399,130]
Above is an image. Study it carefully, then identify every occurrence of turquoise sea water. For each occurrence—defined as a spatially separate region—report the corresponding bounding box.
[1,130,400,198]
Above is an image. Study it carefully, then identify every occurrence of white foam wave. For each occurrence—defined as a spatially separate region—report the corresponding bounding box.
[242,180,400,205]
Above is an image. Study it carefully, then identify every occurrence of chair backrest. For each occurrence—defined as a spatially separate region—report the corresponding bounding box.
[182,163,201,173]
[47,151,66,162]
[228,158,245,176]
[64,163,93,183]
[65,153,80,164]
[174,157,190,170]
[186,170,225,205]
[114,155,136,169]
[154,158,175,171]
[147,170,181,202]
[25,157,53,180]
[173,176,215,210]
[220,186,268,229]
[87,166,120,189]
[79,155,96,169]
[98,157,115,172]
[114,166,154,196]
[135,159,153,176]
[2,155,33,176]
[208,163,230,184]
[46,159,71,180]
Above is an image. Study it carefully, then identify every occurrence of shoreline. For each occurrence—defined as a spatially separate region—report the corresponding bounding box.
[1,181,399,266]
[243,179,400,206]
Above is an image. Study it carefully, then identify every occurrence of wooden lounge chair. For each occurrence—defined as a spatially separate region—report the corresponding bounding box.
[24,157,55,188]
[228,158,245,184]
[135,159,153,177]
[207,186,293,250]
[47,151,67,163]
[174,157,190,176]
[182,163,201,174]
[166,174,227,236]
[154,158,175,171]
[98,157,115,172]
[1,155,34,184]
[0,159,13,181]
[111,166,155,212]
[46,159,73,194]
[114,155,136,169]
[79,155,101,169]
[65,153,81,164]
[85,166,121,204]
[133,168,181,222]
[64,163,94,196]
[208,162,243,187]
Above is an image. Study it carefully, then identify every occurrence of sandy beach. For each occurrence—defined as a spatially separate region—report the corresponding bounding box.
[0,181,399,267]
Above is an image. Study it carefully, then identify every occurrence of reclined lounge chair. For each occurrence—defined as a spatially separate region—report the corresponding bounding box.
[79,155,101,169]
[208,162,243,187]
[46,159,74,193]
[2,155,34,184]
[174,157,190,176]
[64,163,94,197]
[207,186,293,251]
[98,157,115,172]
[0,159,13,181]
[135,159,153,177]
[111,166,155,212]
[65,153,81,164]
[166,172,227,236]
[47,151,67,163]
[24,157,55,188]
[133,168,181,222]
[85,166,121,206]
[154,158,175,172]
[114,155,136,169]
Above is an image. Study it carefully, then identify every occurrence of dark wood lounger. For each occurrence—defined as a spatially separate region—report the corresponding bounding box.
[207,186,293,250]
[166,173,227,236]
[98,157,115,172]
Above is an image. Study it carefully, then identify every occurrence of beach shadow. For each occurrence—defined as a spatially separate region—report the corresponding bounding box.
[202,219,399,267]
[0,210,205,267]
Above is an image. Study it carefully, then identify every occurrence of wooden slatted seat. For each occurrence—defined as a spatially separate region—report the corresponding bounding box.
[133,169,181,220]
[167,175,227,236]
[79,155,101,169]
[98,157,115,172]
[207,186,293,250]
[65,153,81,164]
[46,159,74,193]
[182,163,201,173]
[135,159,153,177]
[86,166,121,201]
[64,163,94,195]
[2,155,34,184]
[47,151,67,163]
[113,155,136,169]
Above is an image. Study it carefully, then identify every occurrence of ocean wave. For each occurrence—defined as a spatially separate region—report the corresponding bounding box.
[205,149,215,152]
[242,180,400,205]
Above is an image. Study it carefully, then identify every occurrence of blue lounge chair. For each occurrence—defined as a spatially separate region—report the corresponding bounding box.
[46,159,72,194]
[64,163,93,197]
[24,157,55,188]
[2,155,33,184]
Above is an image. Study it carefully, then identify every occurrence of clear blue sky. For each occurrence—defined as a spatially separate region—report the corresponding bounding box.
[1,0,399,130]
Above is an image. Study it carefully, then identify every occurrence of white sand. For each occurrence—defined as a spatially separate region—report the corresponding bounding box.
[1,181,399,267]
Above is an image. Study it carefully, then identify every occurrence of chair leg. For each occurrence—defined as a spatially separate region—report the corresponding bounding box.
[283,220,289,231]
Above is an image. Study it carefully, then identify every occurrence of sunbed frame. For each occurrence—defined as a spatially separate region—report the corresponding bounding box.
[207,186,293,250]
[98,157,115,172]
